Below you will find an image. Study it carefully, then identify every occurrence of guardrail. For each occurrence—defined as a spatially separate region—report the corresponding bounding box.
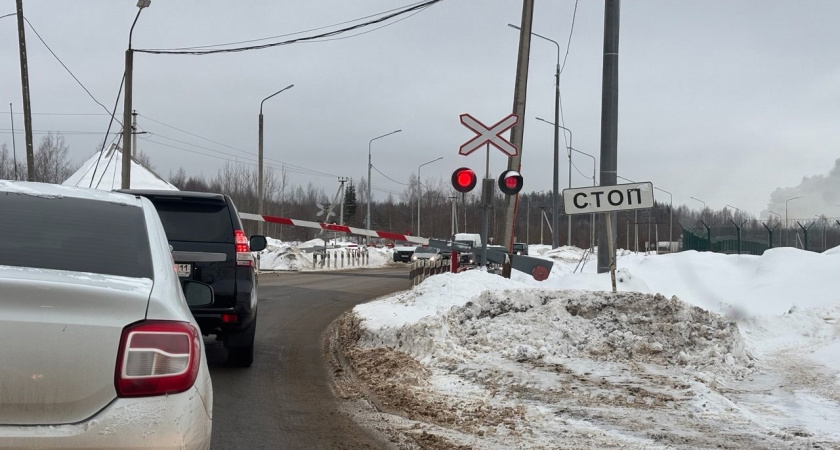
[409,258,452,286]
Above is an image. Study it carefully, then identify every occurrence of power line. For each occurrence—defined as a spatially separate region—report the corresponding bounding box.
[135,0,442,55]
[138,113,340,178]
[139,135,338,179]
[0,129,119,135]
[22,17,121,127]
[299,4,432,43]
[0,12,15,20]
[559,0,580,75]
[372,164,409,186]
[162,0,430,51]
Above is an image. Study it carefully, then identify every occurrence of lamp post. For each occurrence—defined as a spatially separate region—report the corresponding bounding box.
[570,147,596,250]
[785,196,802,246]
[121,0,151,189]
[768,210,782,247]
[539,205,546,245]
[416,156,443,237]
[366,130,402,239]
[257,84,294,235]
[535,117,573,248]
[617,175,640,252]
[656,187,673,251]
[690,196,706,216]
[508,25,565,249]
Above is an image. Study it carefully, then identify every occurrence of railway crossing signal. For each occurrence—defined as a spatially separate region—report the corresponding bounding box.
[498,170,523,196]
[451,167,477,193]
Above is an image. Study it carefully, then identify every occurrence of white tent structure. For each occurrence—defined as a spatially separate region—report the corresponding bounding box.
[63,144,178,191]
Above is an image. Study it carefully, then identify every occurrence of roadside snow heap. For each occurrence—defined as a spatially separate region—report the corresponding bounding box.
[341,248,840,449]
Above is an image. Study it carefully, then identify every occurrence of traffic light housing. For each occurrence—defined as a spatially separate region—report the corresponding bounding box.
[451,167,477,193]
[498,170,523,195]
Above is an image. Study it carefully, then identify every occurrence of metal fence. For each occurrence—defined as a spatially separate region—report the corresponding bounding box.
[681,219,840,255]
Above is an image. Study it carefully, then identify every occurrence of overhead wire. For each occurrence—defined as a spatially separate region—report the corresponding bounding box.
[23,16,123,128]
[162,0,430,51]
[559,0,579,75]
[137,114,341,178]
[299,4,432,43]
[138,135,339,179]
[135,0,442,55]
[371,164,409,186]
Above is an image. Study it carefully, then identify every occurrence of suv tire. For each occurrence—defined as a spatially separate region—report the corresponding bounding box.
[226,317,257,367]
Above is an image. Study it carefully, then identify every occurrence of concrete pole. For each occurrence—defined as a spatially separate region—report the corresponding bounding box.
[121,48,133,189]
[501,0,534,256]
[15,0,34,181]
[597,0,621,273]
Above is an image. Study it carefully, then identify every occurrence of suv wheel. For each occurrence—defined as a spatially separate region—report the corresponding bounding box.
[226,319,257,367]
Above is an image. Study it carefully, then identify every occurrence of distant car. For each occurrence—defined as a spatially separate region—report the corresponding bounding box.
[0,181,213,448]
[411,246,449,262]
[120,189,267,367]
[512,242,529,255]
[393,245,416,262]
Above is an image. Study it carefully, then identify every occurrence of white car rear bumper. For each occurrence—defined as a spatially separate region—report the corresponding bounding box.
[0,386,211,449]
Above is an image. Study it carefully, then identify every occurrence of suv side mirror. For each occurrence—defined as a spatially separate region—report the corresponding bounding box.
[250,235,267,252]
[182,280,214,307]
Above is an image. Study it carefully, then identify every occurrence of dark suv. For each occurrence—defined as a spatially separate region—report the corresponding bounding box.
[121,190,266,367]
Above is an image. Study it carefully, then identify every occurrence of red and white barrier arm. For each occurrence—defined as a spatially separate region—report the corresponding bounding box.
[239,212,429,245]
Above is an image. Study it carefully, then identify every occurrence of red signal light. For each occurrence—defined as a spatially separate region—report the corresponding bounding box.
[451,167,477,193]
[498,170,523,195]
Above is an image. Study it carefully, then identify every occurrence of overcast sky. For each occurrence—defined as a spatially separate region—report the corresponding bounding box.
[2,0,838,221]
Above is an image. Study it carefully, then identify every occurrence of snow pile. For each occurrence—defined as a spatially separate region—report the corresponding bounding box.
[347,247,840,448]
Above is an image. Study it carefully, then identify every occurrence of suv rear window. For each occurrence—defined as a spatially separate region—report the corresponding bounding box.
[151,200,233,243]
[0,194,153,278]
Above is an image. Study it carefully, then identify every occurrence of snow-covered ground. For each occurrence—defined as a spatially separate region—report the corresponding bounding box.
[341,245,840,449]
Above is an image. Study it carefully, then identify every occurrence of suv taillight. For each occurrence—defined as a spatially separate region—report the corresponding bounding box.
[235,229,254,267]
[115,321,201,397]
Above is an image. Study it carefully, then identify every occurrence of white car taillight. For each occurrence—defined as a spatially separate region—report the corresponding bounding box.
[115,321,200,398]
[235,229,254,267]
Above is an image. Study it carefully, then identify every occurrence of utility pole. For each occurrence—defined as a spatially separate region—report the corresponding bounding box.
[15,0,34,181]
[9,103,18,180]
[597,0,621,274]
[338,177,349,226]
[501,0,534,256]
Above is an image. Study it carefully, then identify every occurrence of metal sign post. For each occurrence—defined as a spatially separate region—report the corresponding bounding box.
[564,182,654,292]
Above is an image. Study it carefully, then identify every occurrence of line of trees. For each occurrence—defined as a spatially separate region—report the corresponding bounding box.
[3,132,838,251]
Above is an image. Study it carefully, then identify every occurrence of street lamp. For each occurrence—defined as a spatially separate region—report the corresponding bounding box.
[618,175,640,253]
[417,156,443,237]
[258,84,294,235]
[535,116,573,248]
[121,0,151,189]
[656,186,673,251]
[785,196,802,246]
[570,147,596,251]
[690,197,706,218]
[508,24,565,249]
[366,130,402,238]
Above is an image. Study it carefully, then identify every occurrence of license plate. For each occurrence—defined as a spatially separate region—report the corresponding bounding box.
[176,263,192,277]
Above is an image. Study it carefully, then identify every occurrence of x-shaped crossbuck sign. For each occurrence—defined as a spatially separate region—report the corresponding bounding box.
[459,113,519,157]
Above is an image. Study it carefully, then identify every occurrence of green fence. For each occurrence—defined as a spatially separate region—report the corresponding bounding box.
[682,226,770,255]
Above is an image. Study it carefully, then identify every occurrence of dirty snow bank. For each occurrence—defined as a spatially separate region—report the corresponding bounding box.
[347,248,840,448]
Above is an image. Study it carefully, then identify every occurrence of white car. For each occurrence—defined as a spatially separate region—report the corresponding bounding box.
[0,181,213,449]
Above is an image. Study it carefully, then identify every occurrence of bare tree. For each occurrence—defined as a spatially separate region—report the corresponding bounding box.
[33,133,78,184]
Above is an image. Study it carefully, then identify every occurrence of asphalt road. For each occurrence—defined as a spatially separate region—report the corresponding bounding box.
[206,267,409,450]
